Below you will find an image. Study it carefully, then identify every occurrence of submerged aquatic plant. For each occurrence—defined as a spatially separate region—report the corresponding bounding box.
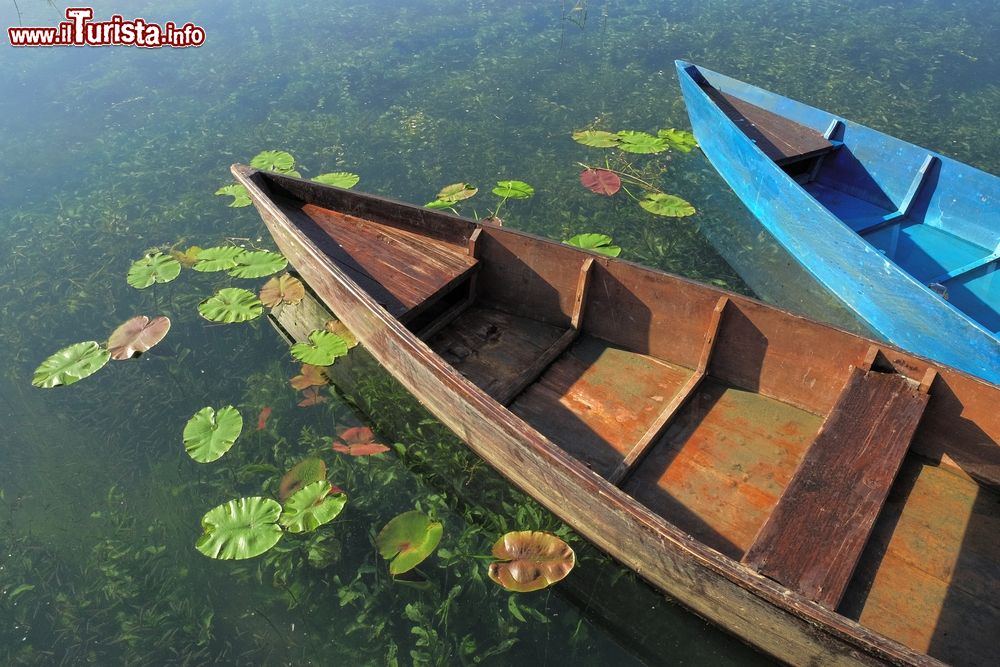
[289,364,329,390]
[487,531,575,592]
[183,405,243,463]
[31,341,110,388]
[332,426,390,456]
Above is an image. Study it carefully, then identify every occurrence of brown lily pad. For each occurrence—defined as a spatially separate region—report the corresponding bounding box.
[260,273,305,307]
[487,531,575,592]
[107,315,171,360]
[297,386,327,407]
[579,168,621,196]
[290,364,329,390]
[324,319,358,348]
[279,457,327,501]
[332,426,390,456]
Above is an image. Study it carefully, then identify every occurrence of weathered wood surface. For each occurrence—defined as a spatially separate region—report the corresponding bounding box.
[743,367,930,609]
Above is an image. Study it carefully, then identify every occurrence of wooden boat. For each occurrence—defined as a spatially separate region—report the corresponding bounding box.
[233,164,1000,666]
[676,61,1000,385]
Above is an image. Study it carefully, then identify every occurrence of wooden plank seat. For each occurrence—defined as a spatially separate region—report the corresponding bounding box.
[741,362,931,609]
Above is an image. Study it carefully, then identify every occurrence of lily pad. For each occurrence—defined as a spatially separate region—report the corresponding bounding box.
[312,172,360,189]
[279,481,347,534]
[297,386,327,407]
[639,193,696,217]
[183,405,243,463]
[658,128,698,152]
[170,245,203,267]
[487,531,576,592]
[424,199,455,210]
[196,497,283,560]
[571,130,621,148]
[563,233,621,257]
[192,246,245,273]
[32,341,110,388]
[107,315,171,360]
[616,131,668,154]
[332,426,390,456]
[198,288,263,323]
[324,319,358,348]
[289,364,329,390]
[215,184,251,208]
[227,250,287,279]
[260,274,306,307]
[376,510,443,575]
[290,330,348,366]
[279,457,327,501]
[250,150,295,173]
[492,180,534,199]
[127,252,181,289]
[437,183,478,203]
[579,168,621,196]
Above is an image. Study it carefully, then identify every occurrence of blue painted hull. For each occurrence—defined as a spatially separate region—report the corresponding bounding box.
[677,61,1000,384]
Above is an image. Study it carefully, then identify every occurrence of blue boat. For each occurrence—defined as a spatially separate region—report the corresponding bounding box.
[676,61,1000,384]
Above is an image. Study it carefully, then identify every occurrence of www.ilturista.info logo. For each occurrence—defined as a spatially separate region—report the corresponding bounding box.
[7,7,205,48]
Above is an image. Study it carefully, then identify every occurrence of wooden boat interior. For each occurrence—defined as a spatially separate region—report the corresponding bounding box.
[254,171,1000,665]
[693,73,1000,337]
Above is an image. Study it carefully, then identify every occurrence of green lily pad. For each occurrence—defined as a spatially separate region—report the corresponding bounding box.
[32,341,110,388]
[616,131,668,154]
[127,252,181,289]
[215,183,251,208]
[290,330,348,366]
[227,250,288,279]
[250,150,295,173]
[279,481,347,534]
[192,246,245,273]
[487,531,576,592]
[564,233,621,257]
[658,128,698,152]
[183,405,243,463]
[279,457,327,500]
[424,199,455,210]
[437,183,478,203]
[312,172,360,189]
[198,288,263,323]
[492,180,534,199]
[376,510,443,575]
[571,130,621,148]
[639,193,696,217]
[196,497,283,560]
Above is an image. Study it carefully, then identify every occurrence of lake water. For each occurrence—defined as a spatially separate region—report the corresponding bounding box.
[1,0,997,664]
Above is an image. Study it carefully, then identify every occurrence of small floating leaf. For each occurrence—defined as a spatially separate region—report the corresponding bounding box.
[290,330,348,366]
[198,288,263,323]
[279,481,347,534]
[639,193,696,217]
[107,315,171,360]
[250,150,295,173]
[183,405,243,463]
[376,510,443,575]
[290,364,329,390]
[297,386,327,407]
[312,172,360,189]
[658,128,698,152]
[192,246,245,273]
[616,131,668,154]
[424,199,455,210]
[127,253,181,289]
[260,274,306,307]
[196,497,283,560]
[171,245,203,267]
[488,531,575,592]
[32,341,110,388]
[227,250,287,279]
[215,184,251,208]
[571,130,621,148]
[332,426,390,456]
[579,168,621,196]
[324,319,359,348]
[563,233,621,257]
[492,180,534,199]
[279,457,327,501]
[436,183,478,203]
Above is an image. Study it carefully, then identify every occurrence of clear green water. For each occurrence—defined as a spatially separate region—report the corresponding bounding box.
[1,0,997,664]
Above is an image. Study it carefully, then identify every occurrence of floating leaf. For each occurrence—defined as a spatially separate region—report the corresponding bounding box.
[563,233,621,257]
[312,172,360,189]
[280,481,347,534]
[107,315,171,360]
[256,406,272,431]
[487,531,575,592]
[227,250,288,279]
[250,150,295,173]
[127,252,181,289]
[290,364,329,390]
[424,199,455,210]
[183,405,243,463]
[192,246,245,273]
[324,319,358,348]
[376,511,443,575]
[260,274,306,307]
[32,341,110,388]
[616,131,668,154]
[196,497,283,560]
[658,128,698,152]
[298,386,327,407]
[215,184,251,208]
[571,130,621,148]
[436,183,478,203]
[290,330,348,366]
[170,245,203,267]
[332,426,390,456]
[492,180,534,199]
[639,193,696,217]
[579,168,621,196]
[279,457,327,501]
[198,288,263,323]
